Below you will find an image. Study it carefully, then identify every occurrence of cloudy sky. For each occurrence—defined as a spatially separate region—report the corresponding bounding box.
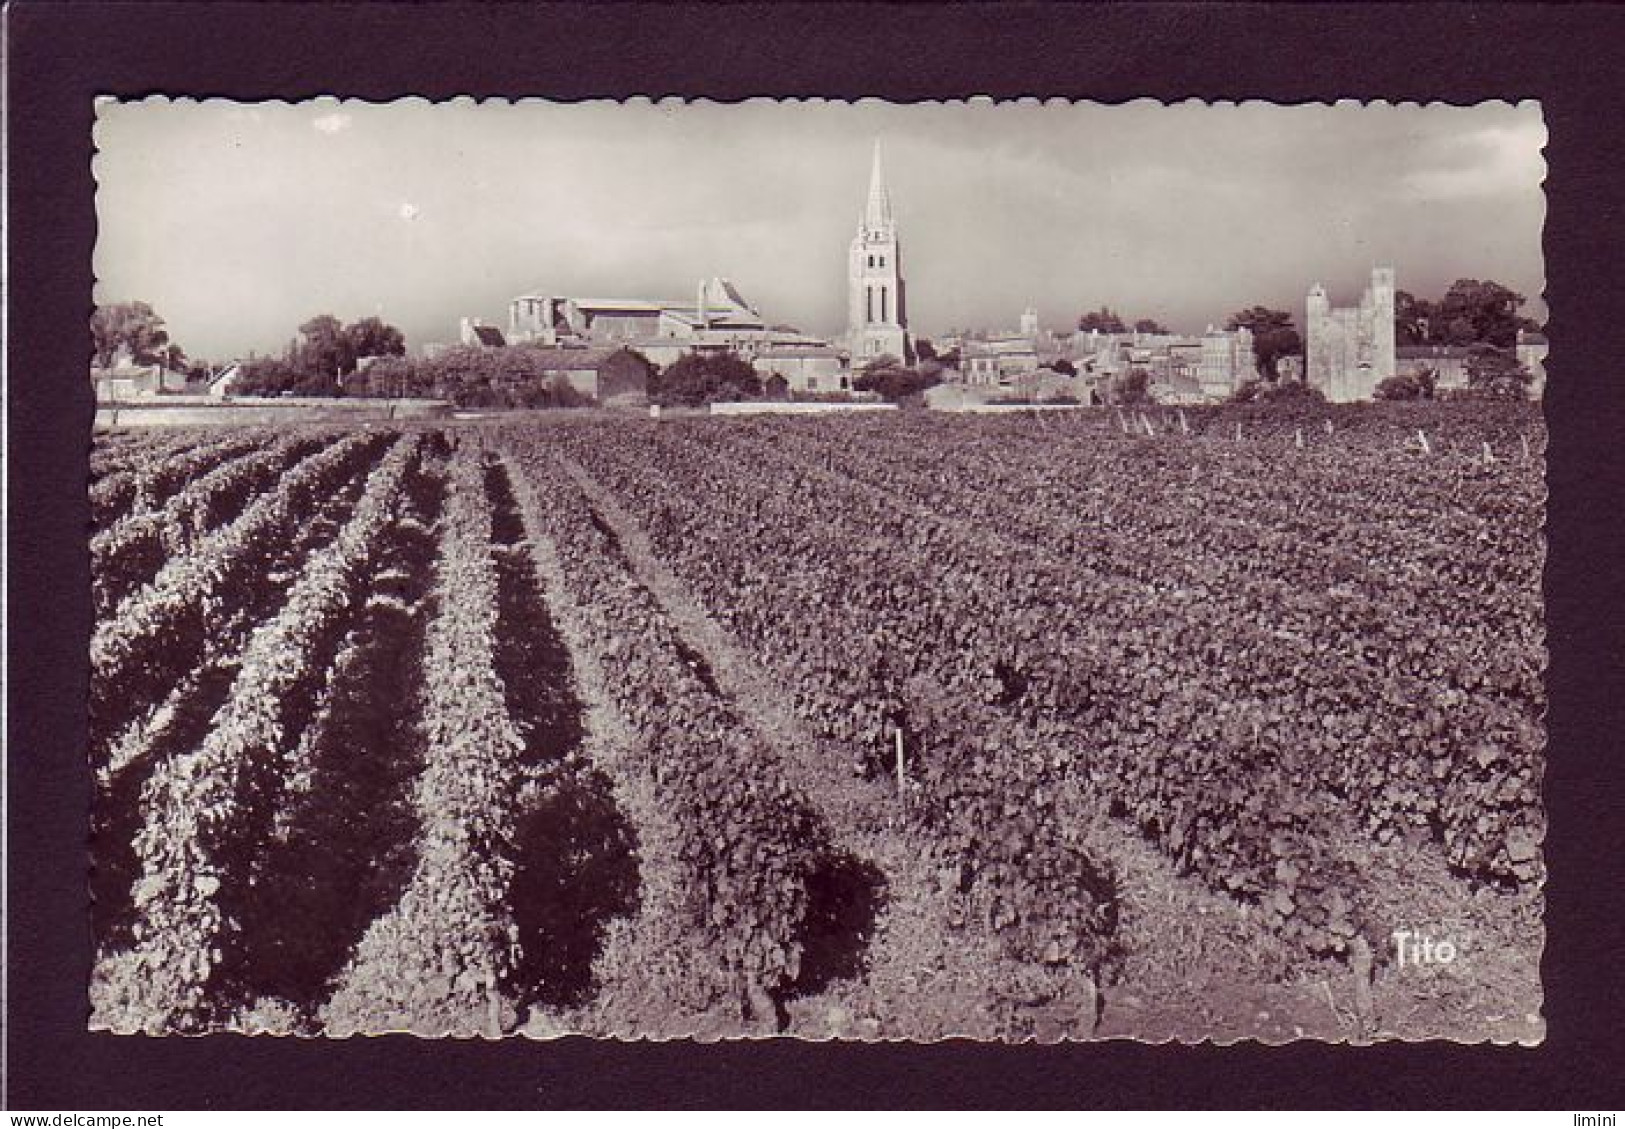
[94,97,1545,360]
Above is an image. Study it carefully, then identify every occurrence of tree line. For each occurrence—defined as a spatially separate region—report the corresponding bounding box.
[90,301,409,395]
[91,301,192,374]
[233,314,407,396]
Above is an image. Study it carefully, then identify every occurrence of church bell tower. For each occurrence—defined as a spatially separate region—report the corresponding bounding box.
[848,141,909,363]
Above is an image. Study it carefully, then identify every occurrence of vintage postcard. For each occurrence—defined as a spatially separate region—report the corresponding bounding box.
[87,96,1547,1042]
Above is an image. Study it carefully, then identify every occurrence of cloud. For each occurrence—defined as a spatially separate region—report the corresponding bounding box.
[1399,121,1546,202]
[312,112,353,135]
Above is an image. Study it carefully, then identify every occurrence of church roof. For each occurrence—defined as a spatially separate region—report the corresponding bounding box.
[524,346,640,370]
[864,140,894,232]
[574,299,668,314]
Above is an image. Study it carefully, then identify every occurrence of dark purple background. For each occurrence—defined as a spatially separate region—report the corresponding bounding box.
[8,1,1623,1110]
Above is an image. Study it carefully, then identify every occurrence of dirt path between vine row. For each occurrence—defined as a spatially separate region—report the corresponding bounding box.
[498,451,727,1039]
[553,451,1022,1041]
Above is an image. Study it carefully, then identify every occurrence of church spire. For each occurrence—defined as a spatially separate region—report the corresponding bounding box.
[864,139,894,232]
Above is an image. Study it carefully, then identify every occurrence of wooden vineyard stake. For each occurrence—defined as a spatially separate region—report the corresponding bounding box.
[1179,409,1190,435]
[1417,429,1432,455]
[1522,433,1532,459]
[1295,427,1304,449]
[1234,421,1243,443]
[1483,440,1495,465]
[1349,935,1375,1042]
[1324,419,1334,436]
[1141,412,1156,437]
[895,726,907,804]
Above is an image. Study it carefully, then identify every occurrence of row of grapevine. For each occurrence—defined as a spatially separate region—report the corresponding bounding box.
[92,430,274,530]
[90,429,209,484]
[498,434,843,1021]
[541,413,1537,955]
[507,432,1118,987]
[91,431,331,616]
[89,430,390,770]
[95,434,422,1031]
[323,442,536,1036]
[726,413,1545,887]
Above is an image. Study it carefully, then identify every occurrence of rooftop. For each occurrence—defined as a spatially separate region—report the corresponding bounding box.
[523,346,639,368]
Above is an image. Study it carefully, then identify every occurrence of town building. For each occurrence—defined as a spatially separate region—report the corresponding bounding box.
[524,346,652,403]
[1394,330,1549,399]
[459,318,506,348]
[91,343,187,400]
[1517,329,1548,399]
[1198,324,1257,399]
[206,362,245,399]
[751,345,850,394]
[960,336,1042,386]
[846,142,909,363]
[503,277,829,367]
[1306,267,1397,402]
[1068,327,1253,403]
[1394,344,1473,391]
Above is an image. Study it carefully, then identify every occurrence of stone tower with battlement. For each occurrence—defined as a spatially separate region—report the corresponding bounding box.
[1305,266,1396,402]
[847,141,910,364]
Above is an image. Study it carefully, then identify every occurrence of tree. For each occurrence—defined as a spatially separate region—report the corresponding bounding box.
[1051,357,1078,376]
[1226,306,1302,380]
[1077,307,1128,334]
[90,301,172,368]
[1375,373,1428,401]
[1228,376,1326,406]
[914,338,938,363]
[1263,380,1325,403]
[157,342,188,372]
[1228,379,1262,405]
[1464,345,1533,400]
[853,362,941,403]
[1133,318,1170,335]
[1394,290,1433,347]
[651,350,762,407]
[1433,279,1539,348]
[232,357,299,397]
[1109,368,1151,406]
[296,314,354,382]
[344,316,406,365]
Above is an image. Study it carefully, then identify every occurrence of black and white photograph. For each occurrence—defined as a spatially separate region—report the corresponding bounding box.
[84,95,1549,1044]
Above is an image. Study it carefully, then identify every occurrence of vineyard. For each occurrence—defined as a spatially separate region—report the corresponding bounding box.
[88,403,1547,1041]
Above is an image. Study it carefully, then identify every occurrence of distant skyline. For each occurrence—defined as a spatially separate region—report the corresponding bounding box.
[94,98,1546,361]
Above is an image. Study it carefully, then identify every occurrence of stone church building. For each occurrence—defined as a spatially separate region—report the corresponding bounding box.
[847,142,910,363]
